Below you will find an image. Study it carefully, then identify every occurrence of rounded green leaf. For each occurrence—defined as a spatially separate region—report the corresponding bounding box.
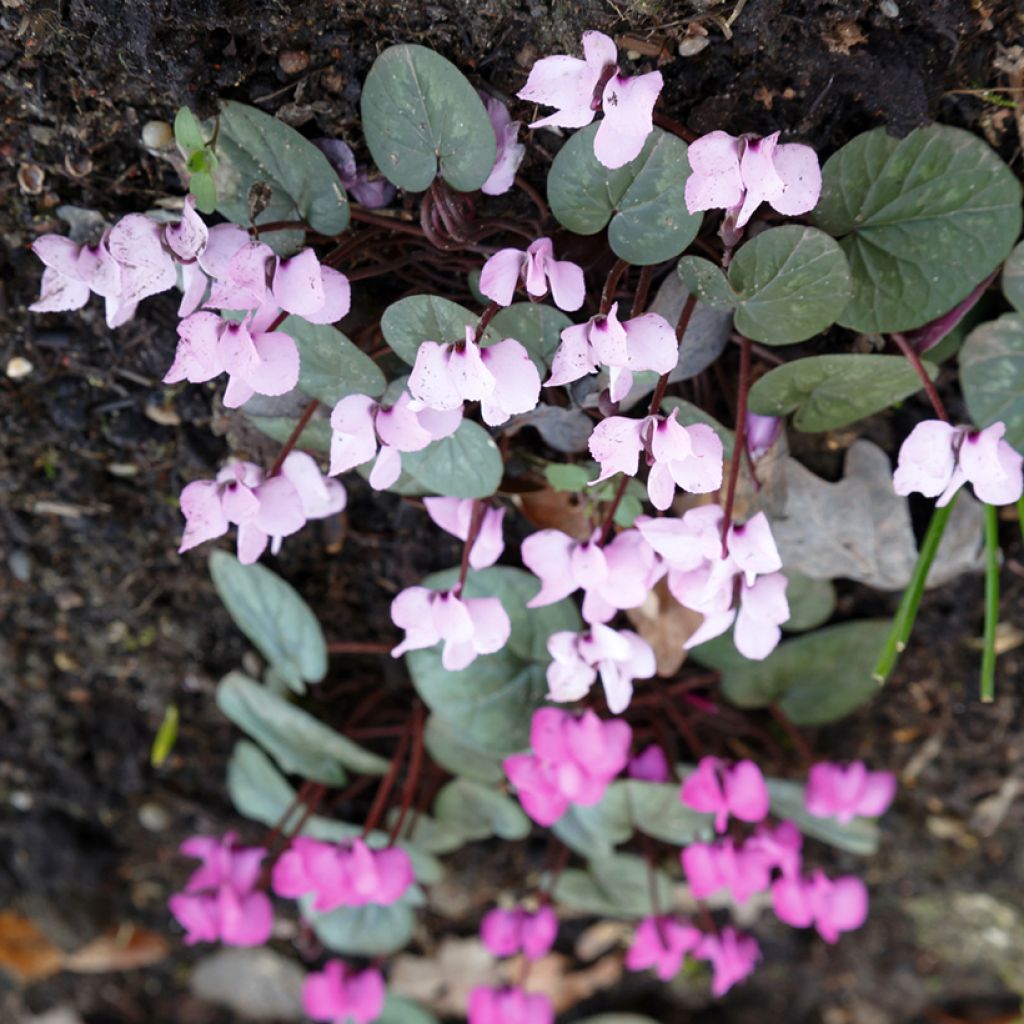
[174,106,206,153]
[217,672,389,782]
[747,353,934,432]
[381,295,497,365]
[548,125,701,265]
[399,420,503,498]
[783,572,837,632]
[361,44,496,193]
[405,567,581,754]
[434,778,531,840]
[423,714,504,784]
[553,784,634,857]
[813,124,1023,332]
[490,303,572,371]
[304,897,415,957]
[209,551,326,692]
[623,779,713,845]
[553,853,673,919]
[282,316,385,405]
[960,313,1024,453]
[213,100,349,235]
[1003,241,1024,313]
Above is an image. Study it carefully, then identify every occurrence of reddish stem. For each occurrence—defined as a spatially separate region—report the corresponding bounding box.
[474,300,501,345]
[719,336,751,556]
[631,264,655,318]
[653,110,698,143]
[769,704,814,767]
[327,640,393,655]
[891,331,949,422]
[599,258,630,315]
[453,500,487,597]
[388,703,426,844]
[350,206,426,238]
[362,723,413,837]
[267,399,320,477]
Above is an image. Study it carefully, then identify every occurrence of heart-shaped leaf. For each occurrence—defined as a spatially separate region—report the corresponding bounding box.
[405,567,581,755]
[381,295,497,365]
[209,552,326,693]
[783,572,837,632]
[433,778,531,841]
[282,316,385,405]
[553,853,673,919]
[691,619,890,725]
[361,44,496,193]
[423,714,505,784]
[553,785,635,857]
[303,896,417,957]
[679,227,851,345]
[547,125,701,265]
[1003,241,1024,313]
[747,354,934,432]
[960,313,1024,453]
[813,124,1023,332]
[217,672,389,783]
[397,420,503,499]
[213,100,349,236]
[490,303,572,371]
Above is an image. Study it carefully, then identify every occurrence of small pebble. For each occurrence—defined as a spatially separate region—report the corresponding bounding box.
[278,50,310,75]
[6,355,33,379]
[17,163,45,195]
[138,801,171,832]
[10,791,33,811]
[678,36,711,57]
[8,549,31,582]
[141,119,174,149]
[879,0,899,16]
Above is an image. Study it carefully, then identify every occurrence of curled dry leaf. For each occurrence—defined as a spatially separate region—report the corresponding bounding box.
[625,577,704,677]
[517,487,593,540]
[62,924,169,974]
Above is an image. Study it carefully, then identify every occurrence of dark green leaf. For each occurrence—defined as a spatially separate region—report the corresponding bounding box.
[209,551,326,692]
[1004,241,1024,313]
[281,316,385,405]
[553,853,673,919]
[813,125,1022,332]
[213,100,349,235]
[423,714,505,784]
[548,125,702,265]
[434,778,531,840]
[747,354,934,432]
[361,44,496,193]
[783,572,837,632]
[190,170,217,215]
[397,420,503,498]
[960,313,1024,452]
[405,567,581,754]
[552,785,634,857]
[490,303,572,371]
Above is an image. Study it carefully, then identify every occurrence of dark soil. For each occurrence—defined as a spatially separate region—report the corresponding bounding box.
[2,1,1023,1022]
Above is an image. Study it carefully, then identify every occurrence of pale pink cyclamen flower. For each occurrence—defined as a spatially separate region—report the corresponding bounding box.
[684,130,822,232]
[468,986,554,1024]
[638,507,790,660]
[480,905,558,961]
[680,756,771,834]
[694,927,761,996]
[629,744,670,782]
[303,961,386,1024]
[481,94,526,196]
[423,497,505,570]
[805,761,897,824]
[517,30,663,169]
[772,870,868,944]
[164,308,300,408]
[893,420,1023,507]
[30,201,207,327]
[178,452,346,564]
[168,832,273,947]
[390,586,511,671]
[520,526,661,624]
[503,708,632,826]
[589,410,724,511]
[329,391,462,489]
[479,237,585,312]
[545,623,656,713]
[313,137,397,208]
[272,836,414,911]
[625,915,702,980]
[408,327,541,427]
[546,303,678,402]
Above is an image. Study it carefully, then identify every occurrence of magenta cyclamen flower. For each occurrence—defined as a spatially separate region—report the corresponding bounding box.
[680,756,771,834]
[545,623,656,713]
[168,833,273,947]
[424,497,505,570]
[390,586,511,671]
[480,905,558,961]
[504,708,632,826]
[179,452,346,564]
[546,303,678,402]
[629,744,670,782]
[314,138,397,209]
[685,130,821,230]
[517,30,663,169]
[165,309,300,407]
[625,915,702,981]
[408,327,541,427]
[695,927,761,997]
[682,837,773,905]
[805,761,897,824]
[521,527,660,624]
[893,420,1023,507]
[481,94,526,196]
[589,410,724,510]
[303,961,386,1024]
[772,870,868,944]
[479,238,585,312]
[468,986,554,1024]
[272,836,414,911]
[329,391,462,489]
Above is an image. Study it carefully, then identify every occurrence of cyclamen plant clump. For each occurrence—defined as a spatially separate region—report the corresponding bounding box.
[27,22,1024,1024]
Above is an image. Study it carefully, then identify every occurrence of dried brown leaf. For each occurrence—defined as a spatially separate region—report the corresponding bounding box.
[626,578,704,677]
[0,911,63,983]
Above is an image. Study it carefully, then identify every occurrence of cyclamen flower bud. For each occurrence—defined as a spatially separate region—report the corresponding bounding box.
[480,95,526,196]
[303,961,386,1024]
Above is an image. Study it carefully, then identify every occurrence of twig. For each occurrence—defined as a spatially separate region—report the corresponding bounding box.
[267,399,320,476]
[719,335,751,554]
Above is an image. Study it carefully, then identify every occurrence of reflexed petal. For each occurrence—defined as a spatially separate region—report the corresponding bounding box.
[480,338,541,426]
[32,234,84,276]
[29,267,91,314]
[164,195,209,261]
[582,30,618,70]
[471,506,505,569]
[245,330,301,397]
[685,131,744,214]
[107,213,178,304]
[595,71,662,170]
[329,394,379,475]
[466,595,512,655]
[735,132,785,228]
[770,142,822,216]
[482,119,526,196]
[165,311,224,384]
[518,56,598,131]
[546,322,599,387]
[376,391,434,452]
[522,906,558,960]
[724,759,770,824]
[199,223,250,279]
[545,255,586,312]
[390,586,441,657]
[220,890,274,946]
[409,341,463,411]
[178,480,229,552]
[272,248,325,316]
[416,403,463,440]
[522,530,577,606]
[959,422,1024,506]
[479,247,525,306]
[253,476,306,538]
[727,511,782,583]
[588,416,644,482]
[178,261,209,317]
[623,311,677,374]
[450,336,496,404]
[219,321,260,376]
[892,419,958,498]
[368,445,402,489]
[304,266,351,324]
[588,304,629,366]
[431,591,475,644]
